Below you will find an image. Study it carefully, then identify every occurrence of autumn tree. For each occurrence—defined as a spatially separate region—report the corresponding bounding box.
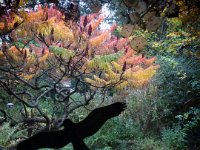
[0,4,158,139]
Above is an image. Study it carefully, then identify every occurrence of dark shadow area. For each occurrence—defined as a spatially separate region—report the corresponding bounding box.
[16,102,126,150]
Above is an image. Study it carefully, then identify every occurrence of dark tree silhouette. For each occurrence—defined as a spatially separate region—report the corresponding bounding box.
[16,102,126,150]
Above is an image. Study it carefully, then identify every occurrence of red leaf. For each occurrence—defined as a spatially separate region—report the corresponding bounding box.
[83,16,87,27]
[142,53,145,58]
[125,46,128,53]
[88,25,92,36]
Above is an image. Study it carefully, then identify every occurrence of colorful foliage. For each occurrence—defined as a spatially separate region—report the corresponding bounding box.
[0,5,159,89]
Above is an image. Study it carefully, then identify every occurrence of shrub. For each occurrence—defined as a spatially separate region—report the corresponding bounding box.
[135,137,164,150]
[161,127,186,150]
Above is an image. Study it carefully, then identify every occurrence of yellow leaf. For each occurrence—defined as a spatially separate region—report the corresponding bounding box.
[89,31,109,48]
[116,81,128,90]
[53,21,74,42]
[93,75,107,85]
[111,61,122,72]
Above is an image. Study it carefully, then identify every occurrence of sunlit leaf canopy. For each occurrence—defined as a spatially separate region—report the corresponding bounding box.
[0,4,159,90]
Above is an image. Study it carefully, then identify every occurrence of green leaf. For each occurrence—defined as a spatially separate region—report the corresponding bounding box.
[49,46,75,59]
